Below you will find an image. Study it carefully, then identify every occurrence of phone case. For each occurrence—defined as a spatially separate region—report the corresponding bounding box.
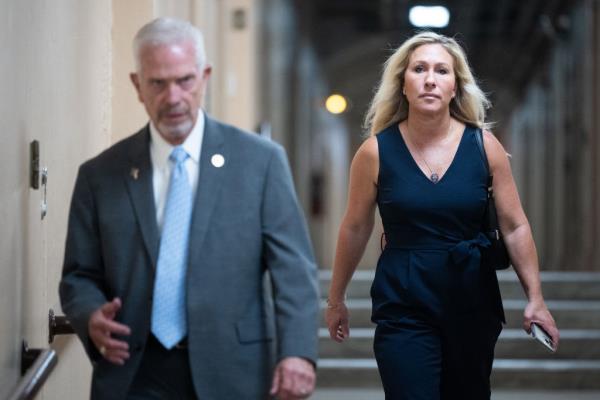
[531,323,555,352]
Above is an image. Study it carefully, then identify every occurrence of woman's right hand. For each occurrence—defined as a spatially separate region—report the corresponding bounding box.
[325,301,350,342]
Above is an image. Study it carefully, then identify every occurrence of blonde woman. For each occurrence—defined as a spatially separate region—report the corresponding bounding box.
[325,32,559,399]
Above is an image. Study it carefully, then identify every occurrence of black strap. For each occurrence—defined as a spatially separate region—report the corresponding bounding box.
[474,128,488,172]
[474,128,493,189]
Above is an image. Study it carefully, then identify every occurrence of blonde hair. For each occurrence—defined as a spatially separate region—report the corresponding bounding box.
[364,31,491,135]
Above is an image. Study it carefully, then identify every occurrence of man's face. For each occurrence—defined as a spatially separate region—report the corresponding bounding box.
[131,40,211,145]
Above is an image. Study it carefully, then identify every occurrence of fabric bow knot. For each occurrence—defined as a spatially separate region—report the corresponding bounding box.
[449,232,491,266]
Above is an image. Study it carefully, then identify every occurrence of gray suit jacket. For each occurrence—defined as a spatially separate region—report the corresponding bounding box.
[59,115,319,399]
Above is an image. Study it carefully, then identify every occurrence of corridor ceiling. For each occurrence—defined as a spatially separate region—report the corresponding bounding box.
[296,0,578,136]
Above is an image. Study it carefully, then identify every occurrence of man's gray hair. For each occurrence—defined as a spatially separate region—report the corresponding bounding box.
[133,17,207,72]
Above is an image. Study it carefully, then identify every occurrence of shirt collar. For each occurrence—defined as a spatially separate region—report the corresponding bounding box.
[149,110,204,164]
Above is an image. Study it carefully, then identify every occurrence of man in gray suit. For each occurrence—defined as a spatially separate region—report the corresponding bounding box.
[60,17,318,400]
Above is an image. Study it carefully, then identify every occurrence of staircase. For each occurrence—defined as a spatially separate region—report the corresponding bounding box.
[317,270,600,390]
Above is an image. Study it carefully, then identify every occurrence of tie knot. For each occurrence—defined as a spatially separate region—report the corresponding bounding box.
[170,147,189,165]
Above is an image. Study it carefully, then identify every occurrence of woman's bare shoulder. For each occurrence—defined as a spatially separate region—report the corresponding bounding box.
[482,129,510,170]
[351,136,380,181]
[357,135,379,159]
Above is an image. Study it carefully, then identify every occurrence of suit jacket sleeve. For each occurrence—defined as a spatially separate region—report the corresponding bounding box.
[261,144,319,364]
[59,164,108,361]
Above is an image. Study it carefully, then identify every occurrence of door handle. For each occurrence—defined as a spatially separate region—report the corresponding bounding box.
[40,167,48,220]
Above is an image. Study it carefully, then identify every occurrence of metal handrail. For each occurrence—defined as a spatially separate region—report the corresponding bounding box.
[7,349,57,400]
[48,309,74,343]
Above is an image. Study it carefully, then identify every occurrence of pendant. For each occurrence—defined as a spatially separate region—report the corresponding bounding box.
[430,173,439,183]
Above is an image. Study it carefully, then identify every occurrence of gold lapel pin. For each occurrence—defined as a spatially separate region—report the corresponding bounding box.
[130,167,140,180]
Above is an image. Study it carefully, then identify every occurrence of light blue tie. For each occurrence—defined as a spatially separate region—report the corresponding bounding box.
[151,146,192,349]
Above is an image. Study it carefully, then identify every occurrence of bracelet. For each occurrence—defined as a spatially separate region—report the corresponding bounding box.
[326,297,346,309]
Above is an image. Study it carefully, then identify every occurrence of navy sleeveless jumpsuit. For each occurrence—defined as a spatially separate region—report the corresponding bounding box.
[372,124,505,400]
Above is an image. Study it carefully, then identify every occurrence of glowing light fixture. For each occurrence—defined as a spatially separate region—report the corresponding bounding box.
[325,94,348,114]
[409,6,450,28]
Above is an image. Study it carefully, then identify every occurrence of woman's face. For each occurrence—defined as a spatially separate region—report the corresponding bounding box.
[403,43,456,114]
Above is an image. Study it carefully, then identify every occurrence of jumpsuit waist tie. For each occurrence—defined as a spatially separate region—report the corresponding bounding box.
[449,232,491,269]
[448,232,491,313]
[383,231,492,314]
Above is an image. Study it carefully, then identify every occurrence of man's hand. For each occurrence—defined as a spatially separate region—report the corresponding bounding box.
[88,298,131,365]
[269,357,316,399]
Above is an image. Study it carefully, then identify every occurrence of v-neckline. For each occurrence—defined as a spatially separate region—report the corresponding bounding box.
[396,124,467,185]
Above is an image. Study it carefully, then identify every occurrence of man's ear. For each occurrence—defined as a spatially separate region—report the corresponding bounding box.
[202,65,212,81]
[130,73,143,102]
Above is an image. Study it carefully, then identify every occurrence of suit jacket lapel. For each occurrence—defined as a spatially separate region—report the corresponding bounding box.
[189,115,227,261]
[125,126,160,268]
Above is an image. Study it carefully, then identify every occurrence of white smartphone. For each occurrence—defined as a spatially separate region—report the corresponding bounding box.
[530,323,555,352]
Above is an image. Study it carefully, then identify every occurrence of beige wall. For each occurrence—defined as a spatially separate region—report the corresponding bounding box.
[211,0,259,130]
[1,0,113,397]
[111,0,154,142]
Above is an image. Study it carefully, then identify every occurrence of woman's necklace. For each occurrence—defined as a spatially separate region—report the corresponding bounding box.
[404,122,453,184]
[417,151,440,183]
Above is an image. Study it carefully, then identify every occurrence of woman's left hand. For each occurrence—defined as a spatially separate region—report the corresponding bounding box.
[325,301,350,343]
[523,298,560,350]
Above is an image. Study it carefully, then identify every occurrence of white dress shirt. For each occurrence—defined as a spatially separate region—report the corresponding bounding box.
[149,111,204,231]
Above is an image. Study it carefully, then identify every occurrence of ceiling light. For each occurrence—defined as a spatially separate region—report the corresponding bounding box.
[409,6,450,28]
[325,94,348,115]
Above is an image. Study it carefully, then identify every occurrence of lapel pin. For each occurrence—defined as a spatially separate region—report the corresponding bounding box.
[130,167,140,180]
[211,154,225,168]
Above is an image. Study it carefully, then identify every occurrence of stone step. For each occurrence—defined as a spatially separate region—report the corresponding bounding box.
[318,328,600,360]
[319,271,600,301]
[311,388,600,400]
[317,358,600,389]
[319,299,600,329]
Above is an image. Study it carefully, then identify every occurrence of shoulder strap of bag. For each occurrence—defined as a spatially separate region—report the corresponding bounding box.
[474,128,493,188]
[474,128,489,172]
